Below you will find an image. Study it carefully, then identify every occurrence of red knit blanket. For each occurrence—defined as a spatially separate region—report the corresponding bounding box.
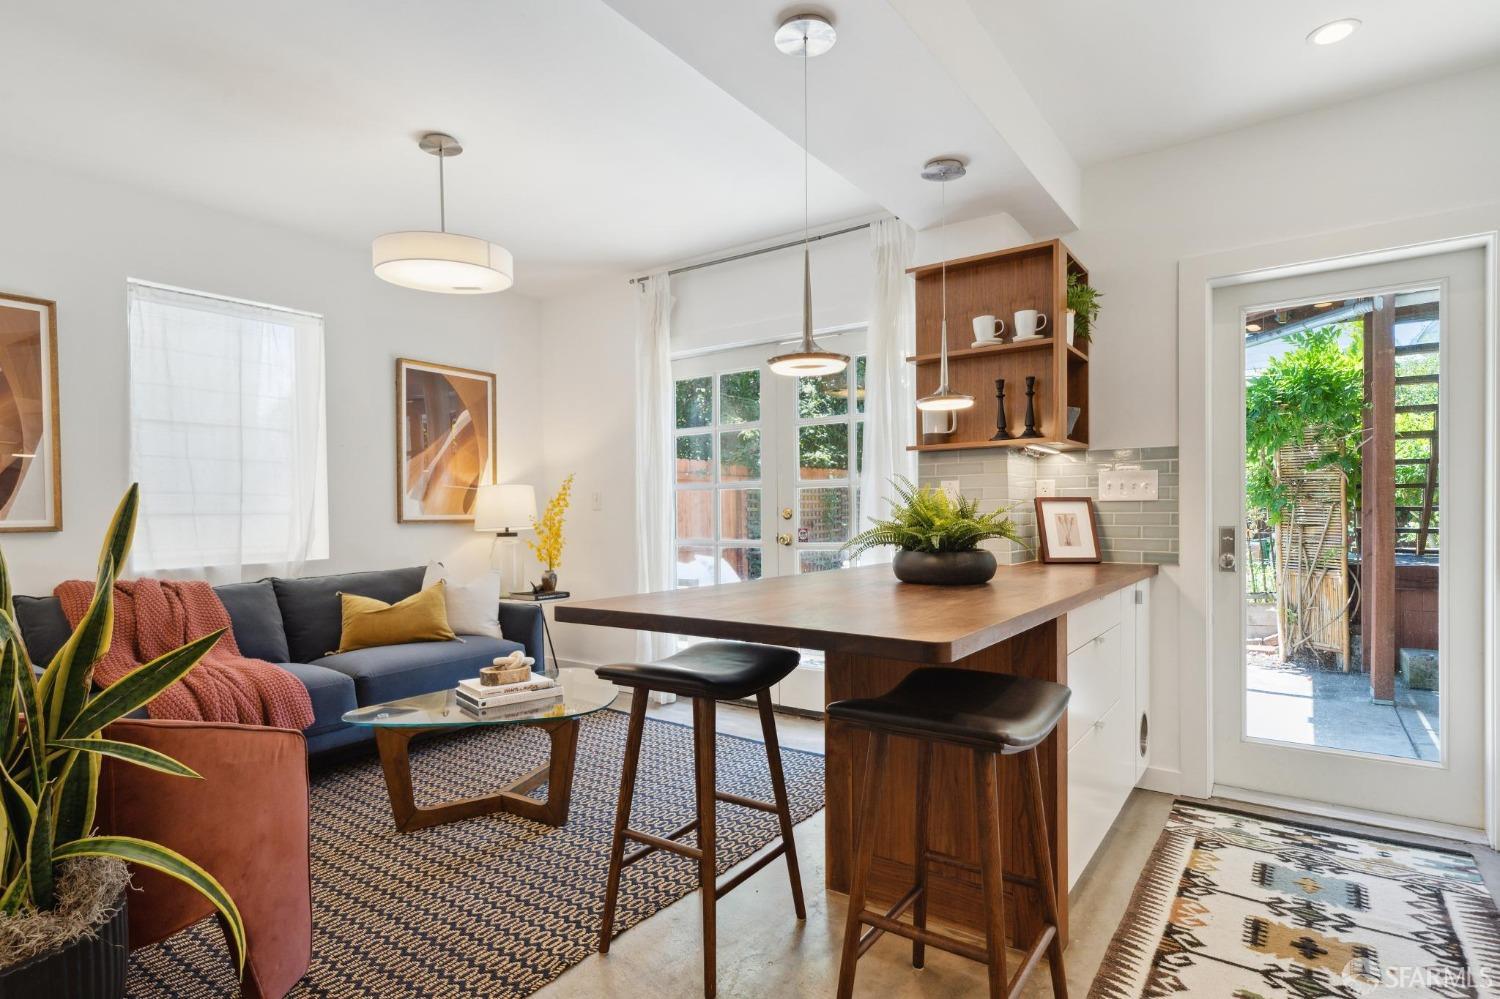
[55,578,314,731]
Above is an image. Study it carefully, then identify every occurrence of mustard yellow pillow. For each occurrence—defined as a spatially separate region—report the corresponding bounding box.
[335,581,456,653]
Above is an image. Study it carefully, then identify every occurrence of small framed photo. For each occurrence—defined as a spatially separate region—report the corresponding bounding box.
[1035,497,1101,563]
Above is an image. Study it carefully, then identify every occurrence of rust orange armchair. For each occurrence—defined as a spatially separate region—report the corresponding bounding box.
[98,719,312,999]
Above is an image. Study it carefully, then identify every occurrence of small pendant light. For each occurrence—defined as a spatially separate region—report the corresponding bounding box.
[768,14,849,378]
[916,157,974,412]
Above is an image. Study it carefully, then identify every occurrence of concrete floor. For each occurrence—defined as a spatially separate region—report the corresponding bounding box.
[538,695,1500,998]
[1245,654,1440,760]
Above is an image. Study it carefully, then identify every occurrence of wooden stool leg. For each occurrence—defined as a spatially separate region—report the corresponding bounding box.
[693,696,719,999]
[836,730,888,999]
[911,738,933,969]
[974,751,1008,999]
[1025,748,1069,999]
[599,691,649,954]
[756,689,807,920]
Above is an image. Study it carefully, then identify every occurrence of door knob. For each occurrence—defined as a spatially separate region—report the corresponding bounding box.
[780,507,793,520]
[1217,526,1237,572]
[776,533,793,546]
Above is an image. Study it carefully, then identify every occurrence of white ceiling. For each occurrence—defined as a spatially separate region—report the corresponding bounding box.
[0,0,878,295]
[969,0,1500,165]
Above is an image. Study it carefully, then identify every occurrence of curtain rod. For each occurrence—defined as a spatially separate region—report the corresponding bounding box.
[628,221,874,286]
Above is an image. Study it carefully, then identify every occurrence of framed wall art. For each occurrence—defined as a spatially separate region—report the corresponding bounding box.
[395,358,495,523]
[1035,496,1101,563]
[0,292,61,532]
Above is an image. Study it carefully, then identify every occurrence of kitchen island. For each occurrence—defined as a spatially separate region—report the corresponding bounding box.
[556,560,1156,943]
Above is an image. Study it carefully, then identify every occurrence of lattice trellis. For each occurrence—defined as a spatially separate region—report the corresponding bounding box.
[1273,431,1352,669]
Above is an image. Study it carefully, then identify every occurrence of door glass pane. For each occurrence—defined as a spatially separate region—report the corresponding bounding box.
[799,487,851,543]
[675,490,713,541]
[799,423,849,480]
[675,545,716,587]
[799,550,847,573]
[720,546,763,583]
[675,376,712,429]
[798,370,848,418]
[720,488,761,540]
[720,429,760,482]
[719,370,760,424]
[676,434,711,483]
[1242,291,1439,762]
[855,356,867,414]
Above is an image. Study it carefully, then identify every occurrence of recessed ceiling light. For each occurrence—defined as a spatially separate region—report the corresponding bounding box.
[1245,323,1262,333]
[1307,18,1360,46]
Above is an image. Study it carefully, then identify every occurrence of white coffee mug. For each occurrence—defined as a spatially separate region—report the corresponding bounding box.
[1014,309,1049,340]
[971,315,1005,344]
[921,409,956,439]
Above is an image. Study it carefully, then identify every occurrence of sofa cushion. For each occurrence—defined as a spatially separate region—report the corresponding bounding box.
[215,580,291,664]
[272,566,425,664]
[275,661,358,736]
[315,636,521,706]
[14,594,72,667]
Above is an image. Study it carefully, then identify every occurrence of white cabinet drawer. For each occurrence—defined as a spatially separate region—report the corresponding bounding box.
[1065,623,1125,749]
[1067,589,1122,653]
[1066,699,1136,889]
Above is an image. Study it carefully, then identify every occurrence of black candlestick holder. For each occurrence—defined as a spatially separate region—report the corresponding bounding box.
[990,378,1012,440]
[1020,375,1043,438]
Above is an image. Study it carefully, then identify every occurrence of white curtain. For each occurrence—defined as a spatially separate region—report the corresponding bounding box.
[634,273,677,661]
[127,281,329,582]
[857,218,918,560]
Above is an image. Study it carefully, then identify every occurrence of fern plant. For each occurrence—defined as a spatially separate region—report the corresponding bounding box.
[1066,272,1102,343]
[0,485,244,969]
[844,477,1022,559]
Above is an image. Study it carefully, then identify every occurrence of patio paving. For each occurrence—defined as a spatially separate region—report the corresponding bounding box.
[1244,652,1440,761]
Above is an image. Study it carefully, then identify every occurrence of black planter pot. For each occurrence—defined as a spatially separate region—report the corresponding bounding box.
[892,548,997,585]
[0,892,128,999]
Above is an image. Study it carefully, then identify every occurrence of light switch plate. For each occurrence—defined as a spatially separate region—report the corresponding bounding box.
[1099,467,1158,502]
[1036,479,1056,497]
[940,479,961,500]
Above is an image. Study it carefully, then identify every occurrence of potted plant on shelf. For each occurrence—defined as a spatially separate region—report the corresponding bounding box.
[0,485,244,998]
[1066,272,1103,346]
[527,473,575,593]
[843,477,1022,585]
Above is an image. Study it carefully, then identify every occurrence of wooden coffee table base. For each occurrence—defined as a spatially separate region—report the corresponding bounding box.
[373,718,581,832]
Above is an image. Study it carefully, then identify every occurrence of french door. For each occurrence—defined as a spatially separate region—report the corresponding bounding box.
[1209,249,1485,830]
[671,330,866,710]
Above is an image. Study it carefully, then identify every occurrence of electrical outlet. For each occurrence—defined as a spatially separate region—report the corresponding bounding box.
[1036,479,1056,497]
[940,479,961,500]
[1098,467,1158,502]
[591,490,603,512]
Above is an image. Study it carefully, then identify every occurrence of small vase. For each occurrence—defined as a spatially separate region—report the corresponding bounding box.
[537,571,558,593]
[1066,310,1076,346]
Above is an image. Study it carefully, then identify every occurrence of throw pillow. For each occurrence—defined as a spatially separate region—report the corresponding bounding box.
[335,581,456,654]
[422,562,504,640]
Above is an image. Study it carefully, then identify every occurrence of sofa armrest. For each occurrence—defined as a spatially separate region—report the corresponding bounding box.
[498,602,547,673]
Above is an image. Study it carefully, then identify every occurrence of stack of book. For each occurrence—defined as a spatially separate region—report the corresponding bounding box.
[456,674,560,718]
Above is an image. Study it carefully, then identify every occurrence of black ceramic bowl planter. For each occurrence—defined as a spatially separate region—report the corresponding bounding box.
[892,548,997,585]
[0,890,129,999]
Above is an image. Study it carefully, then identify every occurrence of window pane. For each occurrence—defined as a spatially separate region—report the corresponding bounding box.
[856,355,867,414]
[856,421,864,476]
[675,545,715,587]
[719,370,760,424]
[675,376,712,429]
[799,423,849,480]
[720,429,761,482]
[720,546,763,583]
[799,550,848,574]
[720,488,761,540]
[800,487,851,543]
[675,490,713,540]
[676,434,711,483]
[798,369,848,418]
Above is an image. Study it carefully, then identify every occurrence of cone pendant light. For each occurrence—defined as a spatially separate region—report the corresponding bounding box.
[768,14,849,378]
[916,157,974,412]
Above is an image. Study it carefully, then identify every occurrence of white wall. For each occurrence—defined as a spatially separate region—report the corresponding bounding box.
[0,154,545,595]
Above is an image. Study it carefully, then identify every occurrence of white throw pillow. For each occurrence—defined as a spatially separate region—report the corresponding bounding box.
[422,562,503,640]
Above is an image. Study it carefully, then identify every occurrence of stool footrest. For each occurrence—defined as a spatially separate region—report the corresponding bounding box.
[854,884,924,959]
[714,841,787,900]
[1007,926,1058,998]
[923,849,1040,890]
[715,789,778,814]
[623,824,703,863]
[857,907,988,966]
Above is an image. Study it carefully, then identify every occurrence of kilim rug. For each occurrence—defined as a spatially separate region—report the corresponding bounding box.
[1090,801,1500,999]
[125,710,825,997]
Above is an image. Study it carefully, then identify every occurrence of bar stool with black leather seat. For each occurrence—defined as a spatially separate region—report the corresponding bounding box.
[595,641,807,999]
[828,667,1071,999]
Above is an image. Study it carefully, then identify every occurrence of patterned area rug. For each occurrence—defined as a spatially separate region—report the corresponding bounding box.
[125,710,824,998]
[1091,802,1500,999]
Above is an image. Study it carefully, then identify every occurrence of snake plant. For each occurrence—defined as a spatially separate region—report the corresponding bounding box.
[0,485,244,969]
[844,476,1022,559]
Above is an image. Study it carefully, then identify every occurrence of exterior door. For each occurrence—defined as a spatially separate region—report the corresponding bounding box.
[1209,248,1485,831]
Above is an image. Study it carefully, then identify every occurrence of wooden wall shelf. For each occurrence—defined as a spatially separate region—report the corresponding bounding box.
[908,238,1090,452]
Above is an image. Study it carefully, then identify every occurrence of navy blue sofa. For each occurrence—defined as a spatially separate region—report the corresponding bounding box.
[13,566,545,756]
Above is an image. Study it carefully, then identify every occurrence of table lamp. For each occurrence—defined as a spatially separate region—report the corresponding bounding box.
[475,483,536,594]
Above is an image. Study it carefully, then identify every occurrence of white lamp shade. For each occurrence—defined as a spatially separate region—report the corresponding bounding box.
[474,484,536,532]
[372,231,514,294]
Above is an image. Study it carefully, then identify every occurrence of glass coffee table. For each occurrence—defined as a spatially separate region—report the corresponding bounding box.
[343,667,615,832]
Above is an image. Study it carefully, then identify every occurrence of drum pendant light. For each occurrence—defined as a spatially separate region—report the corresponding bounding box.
[372,133,514,294]
[915,158,974,412]
[768,14,849,378]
